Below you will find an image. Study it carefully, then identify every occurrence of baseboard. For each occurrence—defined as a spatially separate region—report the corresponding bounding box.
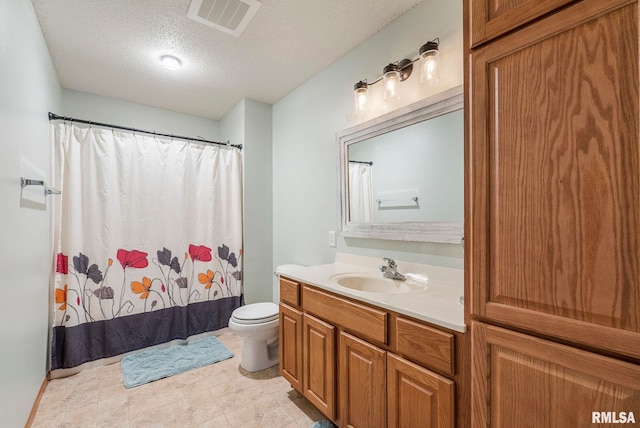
[24,374,49,428]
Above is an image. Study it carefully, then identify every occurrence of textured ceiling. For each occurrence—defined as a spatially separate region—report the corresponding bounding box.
[31,0,422,120]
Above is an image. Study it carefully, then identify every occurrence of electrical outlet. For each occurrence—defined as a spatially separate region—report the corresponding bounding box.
[328,231,337,248]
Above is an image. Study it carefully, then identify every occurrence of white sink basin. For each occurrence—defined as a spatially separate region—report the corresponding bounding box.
[330,273,427,294]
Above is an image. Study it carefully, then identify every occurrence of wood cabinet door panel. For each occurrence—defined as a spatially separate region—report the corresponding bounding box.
[470,0,640,359]
[339,331,386,428]
[470,0,577,47]
[279,303,303,392]
[303,313,336,420]
[280,277,300,307]
[472,322,640,427]
[388,354,455,428]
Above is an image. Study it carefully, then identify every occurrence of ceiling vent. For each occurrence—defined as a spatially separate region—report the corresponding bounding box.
[187,0,261,37]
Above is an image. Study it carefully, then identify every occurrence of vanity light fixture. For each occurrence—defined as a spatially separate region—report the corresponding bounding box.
[419,39,440,85]
[354,80,369,114]
[382,64,398,102]
[160,55,182,71]
[383,59,413,103]
[352,37,440,114]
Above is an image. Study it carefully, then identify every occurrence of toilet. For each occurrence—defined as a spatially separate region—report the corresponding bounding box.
[228,302,280,372]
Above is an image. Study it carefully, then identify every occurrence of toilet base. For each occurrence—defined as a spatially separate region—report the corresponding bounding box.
[240,338,279,372]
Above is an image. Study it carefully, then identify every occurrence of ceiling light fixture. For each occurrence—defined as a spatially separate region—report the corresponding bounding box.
[160,55,182,71]
[352,38,441,115]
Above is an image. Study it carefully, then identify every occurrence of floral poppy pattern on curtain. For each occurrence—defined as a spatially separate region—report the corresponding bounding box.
[53,244,242,326]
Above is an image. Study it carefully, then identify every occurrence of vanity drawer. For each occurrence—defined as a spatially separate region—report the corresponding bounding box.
[280,277,300,307]
[393,316,455,376]
[302,285,387,344]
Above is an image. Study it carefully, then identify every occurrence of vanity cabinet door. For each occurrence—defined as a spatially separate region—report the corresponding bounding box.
[470,0,640,360]
[303,313,336,420]
[472,322,640,427]
[338,331,386,428]
[279,303,303,392]
[469,0,577,47]
[387,354,455,428]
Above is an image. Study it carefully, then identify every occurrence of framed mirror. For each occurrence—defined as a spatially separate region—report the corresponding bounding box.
[337,85,463,243]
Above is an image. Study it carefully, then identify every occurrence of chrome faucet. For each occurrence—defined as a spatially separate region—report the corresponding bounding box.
[380,258,406,281]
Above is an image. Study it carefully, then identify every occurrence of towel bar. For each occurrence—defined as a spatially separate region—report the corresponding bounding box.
[376,196,419,208]
[20,177,61,196]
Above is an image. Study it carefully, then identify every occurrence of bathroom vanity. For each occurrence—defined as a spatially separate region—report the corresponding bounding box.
[288,82,469,427]
[277,255,468,428]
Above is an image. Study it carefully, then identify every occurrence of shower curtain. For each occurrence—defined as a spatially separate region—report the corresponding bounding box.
[50,123,243,370]
[349,163,373,223]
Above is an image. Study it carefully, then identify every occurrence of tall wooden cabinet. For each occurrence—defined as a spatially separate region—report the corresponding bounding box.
[467,0,640,425]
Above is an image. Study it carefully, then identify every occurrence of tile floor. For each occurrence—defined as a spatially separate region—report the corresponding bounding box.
[30,332,324,428]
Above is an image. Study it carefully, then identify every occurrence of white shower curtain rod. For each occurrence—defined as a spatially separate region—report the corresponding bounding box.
[48,112,243,150]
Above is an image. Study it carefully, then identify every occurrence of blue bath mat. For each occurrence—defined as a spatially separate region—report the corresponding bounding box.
[121,336,234,388]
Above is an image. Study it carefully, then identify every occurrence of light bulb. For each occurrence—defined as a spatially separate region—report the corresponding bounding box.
[354,81,369,115]
[160,55,182,71]
[419,41,440,85]
[383,64,400,103]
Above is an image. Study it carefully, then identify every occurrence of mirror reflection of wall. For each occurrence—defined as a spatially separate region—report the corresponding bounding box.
[347,108,463,224]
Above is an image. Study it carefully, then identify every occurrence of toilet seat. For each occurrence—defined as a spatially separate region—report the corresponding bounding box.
[231,302,279,325]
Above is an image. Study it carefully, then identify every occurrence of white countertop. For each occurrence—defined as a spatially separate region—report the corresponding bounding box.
[277,254,466,333]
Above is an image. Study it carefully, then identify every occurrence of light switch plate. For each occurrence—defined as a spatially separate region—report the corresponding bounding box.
[328,231,337,248]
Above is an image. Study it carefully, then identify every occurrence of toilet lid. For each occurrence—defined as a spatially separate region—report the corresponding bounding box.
[232,302,279,324]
